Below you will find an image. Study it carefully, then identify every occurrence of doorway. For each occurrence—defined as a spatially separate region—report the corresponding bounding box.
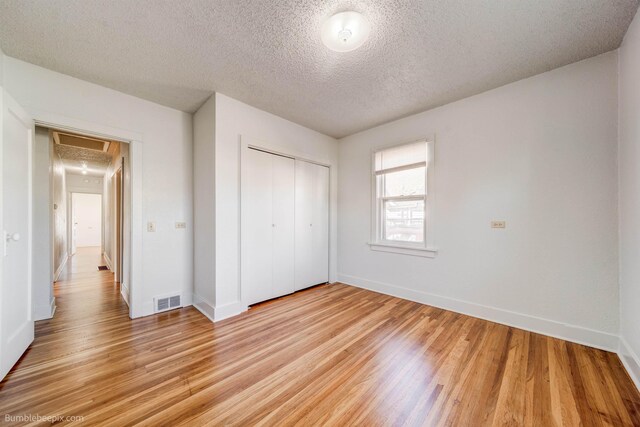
[33,127,132,317]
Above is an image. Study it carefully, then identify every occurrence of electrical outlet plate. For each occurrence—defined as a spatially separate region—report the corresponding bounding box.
[491,221,506,229]
[147,222,156,232]
[175,222,186,229]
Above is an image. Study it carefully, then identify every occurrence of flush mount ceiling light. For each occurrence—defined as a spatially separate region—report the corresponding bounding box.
[321,11,370,52]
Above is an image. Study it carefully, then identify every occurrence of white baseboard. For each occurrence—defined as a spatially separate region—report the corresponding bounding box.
[619,337,640,392]
[192,293,216,322]
[338,274,619,352]
[120,283,130,307]
[53,254,68,282]
[214,301,247,321]
[103,252,113,270]
[33,297,56,321]
[191,295,247,323]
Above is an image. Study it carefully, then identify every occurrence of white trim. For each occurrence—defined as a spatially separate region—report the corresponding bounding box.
[192,293,216,322]
[103,252,113,270]
[619,337,640,392]
[50,297,56,318]
[33,296,56,321]
[53,253,68,281]
[214,300,247,322]
[120,282,130,307]
[338,274,619,352]
[367,242,438,258]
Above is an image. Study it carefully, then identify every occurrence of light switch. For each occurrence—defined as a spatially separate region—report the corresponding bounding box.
[175,222,186,229]
[147,222,156,232]
[491,221,506,229]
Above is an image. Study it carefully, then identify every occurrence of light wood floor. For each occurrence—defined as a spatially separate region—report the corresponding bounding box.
[1,247,639,426]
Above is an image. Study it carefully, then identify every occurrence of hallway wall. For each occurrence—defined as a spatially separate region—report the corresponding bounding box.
[51,137,68,280]
[66,173,103,194]
[32,126,54,320]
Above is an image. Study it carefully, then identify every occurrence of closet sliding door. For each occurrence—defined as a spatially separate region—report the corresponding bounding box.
[271,154,296,298]
[242,148,295,306]
[295,160,329,291]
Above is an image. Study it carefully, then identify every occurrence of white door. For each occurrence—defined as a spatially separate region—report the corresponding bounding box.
[310,164,329,284]
[242,149,273,305]
[0,90,34,381]
[295,160,329,291]
[271,154,295,298]
[241,148,295,306]
[72,193,102,247]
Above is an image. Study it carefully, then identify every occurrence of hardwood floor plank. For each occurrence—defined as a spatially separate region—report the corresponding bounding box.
[1,247,639,426]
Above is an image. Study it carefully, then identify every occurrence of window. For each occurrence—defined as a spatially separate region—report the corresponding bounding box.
[370,139,436,257]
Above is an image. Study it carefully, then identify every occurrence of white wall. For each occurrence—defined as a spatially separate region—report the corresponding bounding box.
[3,56,193,317]
[66,173,103,194]
[32,126,54,320]
[0,46,4,85]
[72,193,102,247]
[209,93,338,319]
[338,52,620,350]
[193,95,216,315]
[618,9,640,389]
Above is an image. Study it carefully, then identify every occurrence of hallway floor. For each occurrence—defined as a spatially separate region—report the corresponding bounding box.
[1,247,639,425]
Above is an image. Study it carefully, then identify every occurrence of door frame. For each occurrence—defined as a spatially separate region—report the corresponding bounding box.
[31,110,143,319]
[239,136,332,310]
[113,166,123,284]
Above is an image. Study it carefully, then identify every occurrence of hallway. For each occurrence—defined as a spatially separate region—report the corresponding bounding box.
[0,246,210,424]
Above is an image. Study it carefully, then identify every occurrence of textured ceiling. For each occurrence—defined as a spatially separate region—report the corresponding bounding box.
[1,1,638,138]
[55,143,111,176]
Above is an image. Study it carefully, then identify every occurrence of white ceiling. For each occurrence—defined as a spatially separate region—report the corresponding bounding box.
[1,1,638,138]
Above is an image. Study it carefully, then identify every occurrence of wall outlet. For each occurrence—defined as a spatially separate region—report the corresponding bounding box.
[175,222,187,229]
[147,222,156,232]
[491,221,506,229]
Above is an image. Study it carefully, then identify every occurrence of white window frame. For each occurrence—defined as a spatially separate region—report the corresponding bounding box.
[368,137,437,258]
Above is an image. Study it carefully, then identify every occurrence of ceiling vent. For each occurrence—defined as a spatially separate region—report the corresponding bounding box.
[154,294,182,313]
[54,131,110,152]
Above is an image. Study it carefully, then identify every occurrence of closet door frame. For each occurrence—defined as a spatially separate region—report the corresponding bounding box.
[239,136,332,309]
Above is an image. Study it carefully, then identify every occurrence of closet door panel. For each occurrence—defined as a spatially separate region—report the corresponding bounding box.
[311,164,330,284]
[295,160,329,290]
[271,155,296,298]
[294,160,314,290]
[242,149,274,306]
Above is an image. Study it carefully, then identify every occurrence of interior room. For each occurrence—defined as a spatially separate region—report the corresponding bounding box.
[0,1,639,425]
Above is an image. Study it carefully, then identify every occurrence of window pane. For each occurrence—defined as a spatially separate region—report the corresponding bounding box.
[375,141,426,172]
[384,200,425,242]
[383,166,425,197]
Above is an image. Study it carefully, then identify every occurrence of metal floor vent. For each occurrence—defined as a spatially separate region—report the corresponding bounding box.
[155,294,182,313]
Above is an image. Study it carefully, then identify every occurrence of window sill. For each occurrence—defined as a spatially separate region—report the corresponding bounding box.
[367,242,438,258]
